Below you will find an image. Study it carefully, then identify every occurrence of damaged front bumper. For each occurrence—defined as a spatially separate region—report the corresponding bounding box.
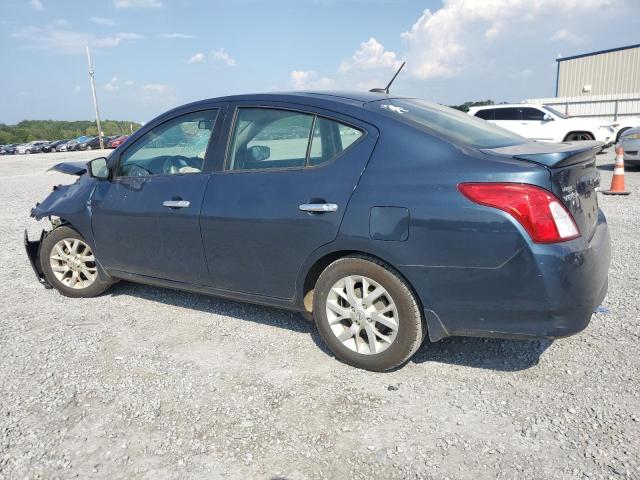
[24,229,52,288]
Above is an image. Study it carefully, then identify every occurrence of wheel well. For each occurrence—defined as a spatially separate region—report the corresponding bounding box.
[616,127,631,143]
[301,250,424,316]
[563,131,594,141]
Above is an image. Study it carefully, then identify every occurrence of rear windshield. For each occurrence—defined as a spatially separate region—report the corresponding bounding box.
[371,99,527,148]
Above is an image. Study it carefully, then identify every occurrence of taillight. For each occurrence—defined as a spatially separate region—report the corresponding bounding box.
[458,183,580,243]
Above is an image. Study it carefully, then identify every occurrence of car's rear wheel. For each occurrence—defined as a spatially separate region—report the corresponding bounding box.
[564,131,594,141]
[40,226,112,298]
[313,256,424,371]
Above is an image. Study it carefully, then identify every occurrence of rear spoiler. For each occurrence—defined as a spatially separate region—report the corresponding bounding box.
[482,140,604,168]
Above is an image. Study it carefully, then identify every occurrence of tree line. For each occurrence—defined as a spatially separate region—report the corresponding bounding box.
[0,120,142,144]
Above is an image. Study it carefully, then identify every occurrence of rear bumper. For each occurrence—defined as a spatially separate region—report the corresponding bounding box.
[404,210,611,342]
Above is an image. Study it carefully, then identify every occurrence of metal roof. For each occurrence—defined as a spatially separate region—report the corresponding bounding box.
[556,44,640,62]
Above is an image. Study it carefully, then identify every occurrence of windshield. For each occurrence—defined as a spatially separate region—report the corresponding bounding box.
[371,99,527,148]
[543,105,569,119]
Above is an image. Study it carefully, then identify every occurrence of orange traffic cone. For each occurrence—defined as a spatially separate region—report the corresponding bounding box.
[602,146,631,195]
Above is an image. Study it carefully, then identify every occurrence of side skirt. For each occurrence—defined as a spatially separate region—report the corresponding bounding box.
[109,269,305,313]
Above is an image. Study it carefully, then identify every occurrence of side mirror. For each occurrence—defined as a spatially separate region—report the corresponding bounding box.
[543,114,554,122]
[198,120,213,131]
[88,157,111,179]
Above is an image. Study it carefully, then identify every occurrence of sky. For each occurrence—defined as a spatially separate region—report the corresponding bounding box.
[0,0,639,124]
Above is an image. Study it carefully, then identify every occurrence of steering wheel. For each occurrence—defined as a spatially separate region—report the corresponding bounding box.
[163,155,193,174]
[127,163,152,177]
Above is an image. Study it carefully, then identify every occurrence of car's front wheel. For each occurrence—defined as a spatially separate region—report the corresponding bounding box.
[40,226,112,298]
[564,131,594,141]
[313,256,424,371]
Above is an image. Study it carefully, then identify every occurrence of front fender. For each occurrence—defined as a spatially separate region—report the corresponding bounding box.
[31,173,97,248]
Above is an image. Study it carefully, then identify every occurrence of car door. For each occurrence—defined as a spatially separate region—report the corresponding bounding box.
[492,107,524,136]
[91,106,225,284]
[200,103,378,299]
[520,107,554,141]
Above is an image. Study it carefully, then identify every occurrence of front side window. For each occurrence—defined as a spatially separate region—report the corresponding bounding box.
[118,109,218,177]
[521,108,545,121]
[227,108,364,171]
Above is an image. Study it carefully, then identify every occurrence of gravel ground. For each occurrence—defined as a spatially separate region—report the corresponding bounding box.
[0,149,638,480]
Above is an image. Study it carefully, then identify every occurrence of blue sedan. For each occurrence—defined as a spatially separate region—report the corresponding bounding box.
[25,92,611,371]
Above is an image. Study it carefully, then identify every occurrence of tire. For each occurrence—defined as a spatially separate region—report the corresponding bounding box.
[40,226,112,298]
[313,255,424,371]
[564,131,594,142]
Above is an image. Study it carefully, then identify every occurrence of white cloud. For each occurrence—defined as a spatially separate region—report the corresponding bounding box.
[31,0,44,11]
[401,0,609,80]
[142,83,171,94]
[161,33,196,39]
[12,26,143,53]
[104,77,119,91]
[125,80,134,86]
[114,0,162,8]
[290,70,335,90]
[73,85,81,93]
[89,17,117,26]
[212,48,236,66]
[551,28,582,44]
[339,37,401,73]
[188,52,205,64]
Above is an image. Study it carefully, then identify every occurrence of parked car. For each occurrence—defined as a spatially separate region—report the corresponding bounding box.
[611,117,640,143]
[65,136,93,152]
[107,135,128,149]
[25,92,611,371]
[78,136,100,150]
[16,141,49,154]
[618,127,640,167]
[56,140,74,152]
[0,143,18,155]
[468,104,615,145]
[42,140,69,153]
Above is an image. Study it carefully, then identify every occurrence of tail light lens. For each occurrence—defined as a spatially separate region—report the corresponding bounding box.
[458,183,580,243]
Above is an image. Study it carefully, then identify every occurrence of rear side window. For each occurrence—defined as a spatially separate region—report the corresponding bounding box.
[475,109,495,120]
[494,108,521,121]
[227,108,364,171]
[372,99,525,149]
[308,117,363,166]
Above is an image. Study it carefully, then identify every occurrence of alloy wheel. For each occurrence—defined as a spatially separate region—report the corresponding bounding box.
[325,275,399,355]
[49,238,98,289]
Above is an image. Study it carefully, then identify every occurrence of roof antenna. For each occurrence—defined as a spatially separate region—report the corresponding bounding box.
[370,61,406,94]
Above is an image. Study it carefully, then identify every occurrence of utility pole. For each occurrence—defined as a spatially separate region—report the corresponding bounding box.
[85,46,104,150]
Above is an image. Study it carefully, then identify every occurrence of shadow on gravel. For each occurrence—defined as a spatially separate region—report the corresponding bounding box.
[108,280,314,333]
[411,336,551,371]
[107,281,551,371]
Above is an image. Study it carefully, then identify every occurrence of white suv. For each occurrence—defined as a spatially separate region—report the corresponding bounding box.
[468,104,614,146]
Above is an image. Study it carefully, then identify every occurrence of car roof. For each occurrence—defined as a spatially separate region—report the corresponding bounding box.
[175,91,412,111]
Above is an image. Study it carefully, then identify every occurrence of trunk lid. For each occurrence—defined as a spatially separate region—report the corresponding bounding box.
[483,141,603,239]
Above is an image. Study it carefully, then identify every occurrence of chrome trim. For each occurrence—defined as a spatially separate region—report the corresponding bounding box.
[299,203,338,213]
